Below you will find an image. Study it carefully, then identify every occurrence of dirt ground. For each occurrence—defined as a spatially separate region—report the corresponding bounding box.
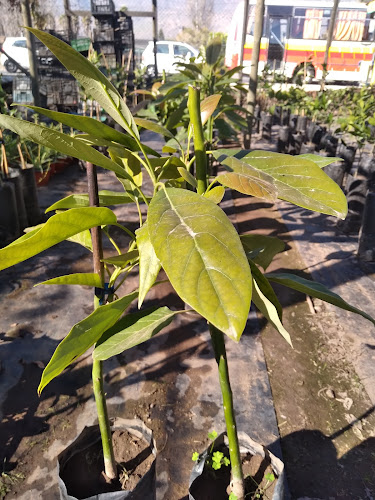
[1,132,375,499]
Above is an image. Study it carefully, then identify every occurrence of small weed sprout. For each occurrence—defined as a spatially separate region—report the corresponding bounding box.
[192,430,231,471]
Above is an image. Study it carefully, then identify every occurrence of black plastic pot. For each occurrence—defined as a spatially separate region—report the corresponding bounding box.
[296,116,309,134]
[319,133,338,156]
[337,144,356,172]
[358,192,375,261]
[58,418,156,500]
[323,161,347,188]
[288,133,303,155]
[300,143,316,155]
[277,126,290,153]
[357,156,375,188]
[189,431,284,500]
[273,106,282,125]
[254,105,261,134]
[0,181,19,244]
[262,113,273,141]
[289,114,298,131]
[281,108,290,127]
[311,125,326,145]
[20,165,41,226]
[5,171,28,231]
[337,176,368,234]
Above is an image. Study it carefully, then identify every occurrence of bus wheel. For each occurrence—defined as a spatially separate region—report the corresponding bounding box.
[292,65,315,84]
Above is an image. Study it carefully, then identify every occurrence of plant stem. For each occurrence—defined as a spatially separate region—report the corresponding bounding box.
[188,85,207,195]
[87,162,117,481]
[209,325,245,499]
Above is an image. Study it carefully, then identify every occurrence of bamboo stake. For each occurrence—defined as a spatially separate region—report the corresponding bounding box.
[0,130,9,177]
[17,143,26,170]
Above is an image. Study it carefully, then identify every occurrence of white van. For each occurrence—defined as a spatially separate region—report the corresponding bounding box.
[142,41,199,75]
[1,37,29,73]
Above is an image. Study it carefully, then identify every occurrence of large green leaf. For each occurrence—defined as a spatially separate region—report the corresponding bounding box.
[28,28,138,138]
[37,273,102,287]
[0,115,130,179]
[212,153,277,201]
[298,154,342,168]
[136,223,161,308]
[148,188,252,341]
[67,230,93,252]
[252,278,292,346]
[0,207,116,271]
[249,261,282,320]
[165,99,188,130]
[201,94,221,126]
[266,273,375,326]
[38,291,138,393]
[93,306,177,360]
[217,150,348,218]
[46,191,136,213]
[240,234,285,270]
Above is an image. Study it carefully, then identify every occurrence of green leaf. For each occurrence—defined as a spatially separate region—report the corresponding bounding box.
[74,133,160,158]
[177,167,197,188]
[165,98,188,130]
[46,191,136,213]
[0,208,116,271]
[201,94,221,126]
[240,234,285,270]
[298,154,343,168]
[212,153,277,201]
[192,452,200,462]
[66,230,93,252]
[252,277,292,346]
[36,273,101,287]
[28,28,138,138]
[134,117,175,140]
[148,188,252,341]
[249,261,283,320]
[214,150,348,218]
[136,223,161,308]
[204,186,225,204]
[208,430,218,440]
[206,38,222,66]
[162,145,177,154]
[38,291,138,393]
[93,306,177,360]
[0,115,130,179]
[265,273,375,326]
[102,250,139,268]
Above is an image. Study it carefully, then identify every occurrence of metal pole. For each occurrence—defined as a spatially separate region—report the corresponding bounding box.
[152,0,158,78]
[20,0,40,106]
[63,0,73,41]
[320,0,340,91]
[239,0,249,70]
[245,0,265,148]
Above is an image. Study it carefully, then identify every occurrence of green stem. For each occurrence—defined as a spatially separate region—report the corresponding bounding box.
[87,162,117,481]
[188,86,207,195]
[209,325,245,499]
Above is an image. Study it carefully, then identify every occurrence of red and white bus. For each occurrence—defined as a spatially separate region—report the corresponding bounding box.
[225,0,375,83]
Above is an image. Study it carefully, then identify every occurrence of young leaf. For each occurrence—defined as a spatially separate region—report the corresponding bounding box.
[148,188,252,341]
[206,38,222,66]
[134,117,176,140]
[0,114,130,179]
[36,273,101,287]
[192,452,200,462]
[177,167,197,188]
[136,223,161,308]
[201,94,221,126]
[214,155,278,201]
[38,291,138,394]
[0,208,116,271]
[240,234,285,270]
[298,154,343,168]
[266,273,375,326]
[93,306,177,360]
[250,262,283,320]
[46,191,136,212]
[214,150,348,219]
[252,278,292,346]
[204,186,225,204]
[102,250,139,268]
[27,28,138,138]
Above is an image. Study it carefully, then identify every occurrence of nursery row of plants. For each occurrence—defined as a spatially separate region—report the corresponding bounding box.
[1,32,375,499]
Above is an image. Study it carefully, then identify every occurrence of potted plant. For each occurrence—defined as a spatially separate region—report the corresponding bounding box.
[0,29,374,499]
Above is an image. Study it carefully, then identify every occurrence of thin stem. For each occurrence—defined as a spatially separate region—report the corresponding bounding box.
[188,86,207,195]
[209,325,245,499]
[87,162,117,481]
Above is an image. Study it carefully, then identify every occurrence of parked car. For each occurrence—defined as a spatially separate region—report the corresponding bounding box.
[1,37,29,73]
[141,40,199,75]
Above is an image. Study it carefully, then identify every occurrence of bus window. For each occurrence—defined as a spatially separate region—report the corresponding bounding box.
[334,10,367,41]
